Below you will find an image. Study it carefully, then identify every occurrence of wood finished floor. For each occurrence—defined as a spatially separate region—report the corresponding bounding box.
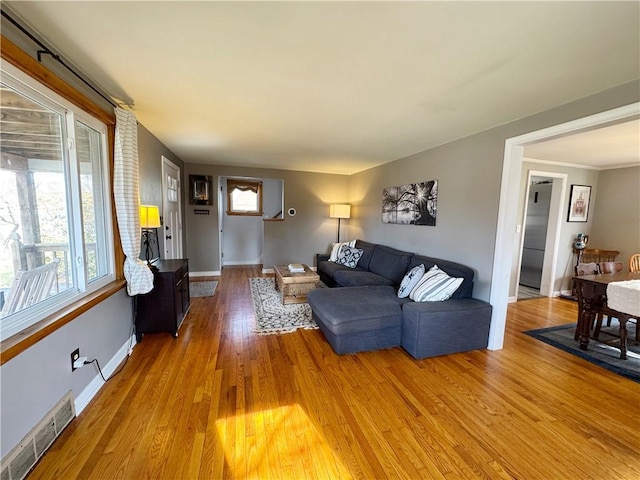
[31,266,640,479]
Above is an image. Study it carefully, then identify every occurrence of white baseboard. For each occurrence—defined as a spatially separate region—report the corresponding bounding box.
[508,296,517,303]
[74,334,136,415]
[223,260,261,266]
[190,270,221,277]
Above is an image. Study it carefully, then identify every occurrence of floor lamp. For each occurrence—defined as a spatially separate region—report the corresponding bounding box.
[140,205,161,268]
[329,204,351,243]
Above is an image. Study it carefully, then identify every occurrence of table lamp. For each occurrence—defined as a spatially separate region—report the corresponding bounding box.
[140,205,161,266]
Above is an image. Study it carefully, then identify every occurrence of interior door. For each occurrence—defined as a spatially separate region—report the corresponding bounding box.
[162,156,183,259]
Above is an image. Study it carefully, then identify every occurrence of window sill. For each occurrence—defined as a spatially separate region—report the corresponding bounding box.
[263,218,284,222]
[1,280,127,365]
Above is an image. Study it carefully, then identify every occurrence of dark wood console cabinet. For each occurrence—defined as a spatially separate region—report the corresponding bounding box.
[135,259,190,341]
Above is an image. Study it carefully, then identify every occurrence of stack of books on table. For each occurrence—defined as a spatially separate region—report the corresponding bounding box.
[288,263,305,273]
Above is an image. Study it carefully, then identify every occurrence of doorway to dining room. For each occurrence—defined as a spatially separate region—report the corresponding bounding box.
[515,171,567,301]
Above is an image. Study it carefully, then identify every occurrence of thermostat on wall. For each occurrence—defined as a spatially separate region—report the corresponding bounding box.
[287,208,297,217]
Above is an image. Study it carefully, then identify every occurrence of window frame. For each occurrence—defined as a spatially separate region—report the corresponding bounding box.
[0,36,124,364]
[226,179,263,216]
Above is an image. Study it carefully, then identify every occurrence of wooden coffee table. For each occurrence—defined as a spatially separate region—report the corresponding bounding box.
[273,264,320,305]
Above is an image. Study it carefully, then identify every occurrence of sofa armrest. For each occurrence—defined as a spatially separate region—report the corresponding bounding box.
[316,253,330,266]
[401,298,492,359]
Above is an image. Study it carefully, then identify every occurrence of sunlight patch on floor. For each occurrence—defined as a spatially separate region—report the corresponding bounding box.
[216,404,352,479]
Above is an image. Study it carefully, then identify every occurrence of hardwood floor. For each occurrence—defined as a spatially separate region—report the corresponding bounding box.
[31,266,640,479]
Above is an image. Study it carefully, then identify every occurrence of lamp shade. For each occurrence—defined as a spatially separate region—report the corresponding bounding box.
[140,205,161,228]
[329,204,351,219]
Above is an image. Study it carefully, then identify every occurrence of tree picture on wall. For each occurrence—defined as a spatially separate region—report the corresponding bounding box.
[382,180,438,226]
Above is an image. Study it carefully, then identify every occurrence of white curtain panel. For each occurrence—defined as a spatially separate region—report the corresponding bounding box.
[114,108,154,295]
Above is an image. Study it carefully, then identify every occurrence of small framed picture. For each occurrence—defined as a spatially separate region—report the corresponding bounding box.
[567,184,591,222]
[189,175,213,205]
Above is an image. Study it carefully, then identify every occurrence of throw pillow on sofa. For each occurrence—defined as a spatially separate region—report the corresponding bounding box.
[397,264,425,298]
[336,245,364,268]
[329,240,356,262]
[410,265,463,302]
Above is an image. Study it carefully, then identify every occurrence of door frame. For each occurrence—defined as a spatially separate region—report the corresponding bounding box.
[488,102,639,351]
[161,155,183,259]
[514,171,567,301]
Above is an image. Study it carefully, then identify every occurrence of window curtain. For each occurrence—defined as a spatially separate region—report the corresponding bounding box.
[113,108,154,295]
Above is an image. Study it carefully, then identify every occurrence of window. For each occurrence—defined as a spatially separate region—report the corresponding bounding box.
[0,63,114,340]
[227,179,263,216]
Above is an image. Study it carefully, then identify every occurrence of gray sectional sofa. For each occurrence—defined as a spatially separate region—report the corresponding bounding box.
[307,240,492,359]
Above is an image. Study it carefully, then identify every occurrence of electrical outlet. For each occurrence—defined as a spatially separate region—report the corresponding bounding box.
[71,348,80,372]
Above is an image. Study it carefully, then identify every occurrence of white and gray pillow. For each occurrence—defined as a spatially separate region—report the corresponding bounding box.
[329,240,356,262]
[397,264,425,298]
[335,245,364,268]
[410,265,463,302]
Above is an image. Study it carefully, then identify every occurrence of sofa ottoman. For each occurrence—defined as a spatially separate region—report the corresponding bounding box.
[401,298,492,359]
[307,286,405,354]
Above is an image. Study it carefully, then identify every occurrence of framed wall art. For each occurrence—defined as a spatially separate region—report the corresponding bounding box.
[567,184,591,222]
[382,180,438,226]
[189,175,213,205]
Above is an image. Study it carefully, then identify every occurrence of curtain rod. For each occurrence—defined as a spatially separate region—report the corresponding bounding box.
[1,8,120,110]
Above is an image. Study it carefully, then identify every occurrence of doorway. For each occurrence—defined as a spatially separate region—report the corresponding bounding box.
[488,102,639,351]
[514,171,567,301]
[161,156,183,259]
[218,177,284,268]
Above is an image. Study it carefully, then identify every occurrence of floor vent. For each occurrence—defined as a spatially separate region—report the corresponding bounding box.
[1,391,75,480]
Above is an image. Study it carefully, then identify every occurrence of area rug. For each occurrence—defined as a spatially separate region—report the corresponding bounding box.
[249,277,321,335]
[189,281,217,298]
[524,321,640,382]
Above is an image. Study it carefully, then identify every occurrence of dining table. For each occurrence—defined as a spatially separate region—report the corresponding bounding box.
[573,271,640,360]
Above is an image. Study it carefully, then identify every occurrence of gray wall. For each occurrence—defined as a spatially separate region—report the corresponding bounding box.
[589,166,640,264]
[137,124,187,260]
[347,81,640,302]
[510,160,601,296]
[184,163,349,274]
[0,290,133,458]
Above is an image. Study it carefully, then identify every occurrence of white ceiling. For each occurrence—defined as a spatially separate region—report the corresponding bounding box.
[524,118,639,170]
[5,1,639,174]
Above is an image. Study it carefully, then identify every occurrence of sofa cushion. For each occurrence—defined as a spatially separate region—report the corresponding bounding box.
[368,245,412,285]
[307,286,402,335]
[401,299,492,358]
[317,260,352,279]
[334,269,395,287]
[336,245,364,268]
[398,264,425,298]
[410,265,464,302]
[354,240,376,270]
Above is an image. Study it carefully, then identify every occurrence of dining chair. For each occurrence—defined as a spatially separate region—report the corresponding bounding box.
[592,261,638,341]
[629,253,640,272]
[581,249,620,264]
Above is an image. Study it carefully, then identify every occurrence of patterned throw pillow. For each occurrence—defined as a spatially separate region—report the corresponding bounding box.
[329,240,356,262]
[335,245,364,268]
[397,264,425,298]
[410,265,463,302]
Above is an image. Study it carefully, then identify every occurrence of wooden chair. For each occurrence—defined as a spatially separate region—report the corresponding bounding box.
[591,262,623,330]
[592,261,637,341]
[0,259,60,317]
[629,253,640,273]
[581,249,619,264]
